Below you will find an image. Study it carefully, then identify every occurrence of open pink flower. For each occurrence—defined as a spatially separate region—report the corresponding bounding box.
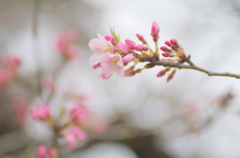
[98,53,124,80]
[89,34,113,65]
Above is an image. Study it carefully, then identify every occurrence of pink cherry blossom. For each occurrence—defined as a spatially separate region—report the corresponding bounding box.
[71,126,87,141]
[64,126,87,148]
[98,53,124,80]
[89,34,113,65]
[30,103,50,121]
[98,68,112,80]
[70,105,88,123]
[64,133,77,148]
[48,148,57,158]
[38,146,47,158]
[55,31,81,61]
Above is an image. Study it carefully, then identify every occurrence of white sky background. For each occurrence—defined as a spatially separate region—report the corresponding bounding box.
[4,0,240,157]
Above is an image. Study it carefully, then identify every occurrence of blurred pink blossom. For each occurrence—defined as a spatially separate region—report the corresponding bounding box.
[56,30,81,61]
[70,105,88,124]
[30,103,50,121]
[48,148,57,158]
[3,55,21,69]
[64,126,87,148]
[38,146,47,158]
[0,68,12,85]
[42,78,55,92]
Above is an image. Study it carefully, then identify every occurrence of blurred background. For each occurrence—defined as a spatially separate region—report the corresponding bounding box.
[1,0,240,158]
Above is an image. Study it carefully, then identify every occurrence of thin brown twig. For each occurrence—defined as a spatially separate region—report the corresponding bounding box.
[151,58,240,79]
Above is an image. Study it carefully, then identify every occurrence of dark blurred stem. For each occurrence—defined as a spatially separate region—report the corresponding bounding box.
[32,0,43,96]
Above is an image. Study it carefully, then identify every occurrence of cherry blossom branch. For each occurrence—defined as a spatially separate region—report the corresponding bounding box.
[88,21,240,81]
[151,55,240,79]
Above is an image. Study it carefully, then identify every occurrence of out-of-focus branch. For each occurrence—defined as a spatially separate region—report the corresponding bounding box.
[31,0,43,95]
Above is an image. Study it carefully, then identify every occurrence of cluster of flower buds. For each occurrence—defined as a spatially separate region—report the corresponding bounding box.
[56,30,81,61]
[89,21,186,82]
[38,146,57,158]
[160,39,184,60]
[0,55,21,87]
[30,102,108,149]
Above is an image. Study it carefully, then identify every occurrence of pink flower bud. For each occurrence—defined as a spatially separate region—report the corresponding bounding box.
[117,42,129,53]
[104,35,117,45]
[160,46,171,52]
[124,66,135,76]
[170,39,178,46]
[38,146,47,158]
[166,69,176,82]
[125,39,136,49]
[122,54,136,63]
[136,34,147,44]
[151,21,159,42]
[162,52,173,57]
[49,148,57,158]
[170,46,178,52]
[156,68,170,77]
[30,104,50,121]
[92,63,101,69]
[104,35,114,41]
[164,41,171,47]
[134,44,147,51]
